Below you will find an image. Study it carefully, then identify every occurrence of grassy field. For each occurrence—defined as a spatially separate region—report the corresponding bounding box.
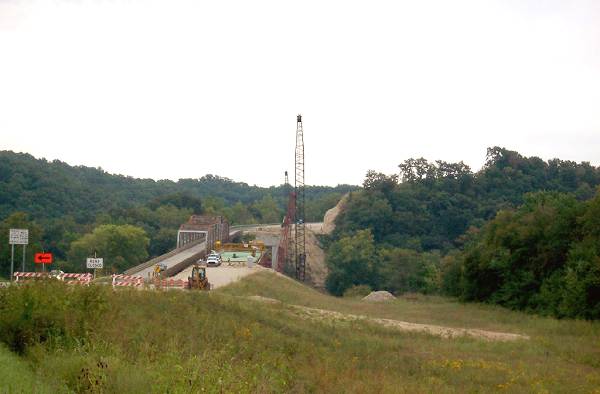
[0,344,69,393]
[0,271,599,393]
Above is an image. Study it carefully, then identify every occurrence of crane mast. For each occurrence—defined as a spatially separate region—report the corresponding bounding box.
[294,114,306,281]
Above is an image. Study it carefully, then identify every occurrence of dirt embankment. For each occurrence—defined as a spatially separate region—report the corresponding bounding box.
[304,229,327,288]
[305,193,350,288]
[322,193,349,235]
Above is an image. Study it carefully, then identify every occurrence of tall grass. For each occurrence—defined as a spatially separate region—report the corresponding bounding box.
[0,273,599,392]
[0,344,69,393]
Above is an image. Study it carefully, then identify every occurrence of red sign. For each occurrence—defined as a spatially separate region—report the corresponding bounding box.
[34,253,53,264]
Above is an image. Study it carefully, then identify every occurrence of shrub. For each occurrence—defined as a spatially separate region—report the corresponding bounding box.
[343,285,372,298]
[0,281,110,353]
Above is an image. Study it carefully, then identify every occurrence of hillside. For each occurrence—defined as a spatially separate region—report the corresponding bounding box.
[0,150,357,223]
[335,147,600,252]
[1,273,599,392]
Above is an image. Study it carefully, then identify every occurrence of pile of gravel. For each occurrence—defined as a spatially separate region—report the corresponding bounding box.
[362,291,396,302]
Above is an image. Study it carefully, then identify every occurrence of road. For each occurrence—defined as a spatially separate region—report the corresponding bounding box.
[172,264,263,289]
[133,241,206,280]
[236,222,324,234]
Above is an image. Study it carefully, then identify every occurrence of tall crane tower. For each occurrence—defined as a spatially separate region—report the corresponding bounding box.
[294,114,306,281]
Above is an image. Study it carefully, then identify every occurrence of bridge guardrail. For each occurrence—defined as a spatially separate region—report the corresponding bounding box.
[124,238,204,276]
[162,249,207,279]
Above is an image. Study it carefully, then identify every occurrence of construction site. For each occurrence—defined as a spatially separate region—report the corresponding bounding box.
[11,115,333,291]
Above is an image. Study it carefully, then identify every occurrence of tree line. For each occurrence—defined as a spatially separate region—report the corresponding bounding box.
[325,147,600,318]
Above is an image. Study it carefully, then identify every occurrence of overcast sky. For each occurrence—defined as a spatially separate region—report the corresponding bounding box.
[1,0,599,186]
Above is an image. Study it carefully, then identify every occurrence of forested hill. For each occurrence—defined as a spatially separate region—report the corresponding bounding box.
[334,147,600,252]
[0,150,356,223]
[327,147,600,318]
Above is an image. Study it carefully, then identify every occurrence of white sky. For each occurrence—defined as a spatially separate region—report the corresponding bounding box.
[1,0,599,186]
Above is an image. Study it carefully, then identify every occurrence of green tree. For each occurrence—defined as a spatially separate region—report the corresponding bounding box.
[251,195,282,223]
[149,193,202,214]
[379,248,440,294]
[230,202,255,225]
[325,230,379,296]
[67,225,149,272]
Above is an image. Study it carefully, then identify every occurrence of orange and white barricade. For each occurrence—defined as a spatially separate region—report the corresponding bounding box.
[62,273,93,285]
[13,272,50,282]
[156,278,187,290]
[111,274,144,288]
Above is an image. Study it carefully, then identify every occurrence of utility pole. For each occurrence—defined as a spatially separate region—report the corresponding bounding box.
[294,114,306,281]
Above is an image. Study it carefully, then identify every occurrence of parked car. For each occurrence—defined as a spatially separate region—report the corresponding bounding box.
[206,253,222,267]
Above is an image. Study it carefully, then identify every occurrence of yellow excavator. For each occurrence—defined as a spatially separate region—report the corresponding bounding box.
[188,264,210,290]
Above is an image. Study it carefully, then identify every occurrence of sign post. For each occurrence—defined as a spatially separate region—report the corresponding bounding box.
[86,256,103,279]
[22,244,26,273]
[34,252,52,272]
[10,244,14,281]
[9,229,28,281]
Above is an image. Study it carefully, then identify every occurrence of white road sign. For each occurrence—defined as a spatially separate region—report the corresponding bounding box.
[86,258,104,269]
[9,229,29,245]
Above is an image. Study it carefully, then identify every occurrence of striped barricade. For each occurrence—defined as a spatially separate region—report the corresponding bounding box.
[62,273,93,285]
[155,278,187,290]
[14,272,50,282]
[112,274,144,289]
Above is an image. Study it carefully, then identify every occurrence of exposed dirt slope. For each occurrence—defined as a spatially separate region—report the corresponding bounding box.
[304,229,327,288]
[322,193,349,234]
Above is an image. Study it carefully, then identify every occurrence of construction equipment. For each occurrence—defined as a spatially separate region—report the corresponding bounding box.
[295,114,306,281]
[187,264,210,290]
[152,263,167,278]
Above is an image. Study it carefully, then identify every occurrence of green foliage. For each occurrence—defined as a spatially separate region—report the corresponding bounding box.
[455,191,600,318]
[342,284,372,298]
[251,194,283,224]
[325,230,379,296]
[378,248,441,295]
[0,281,109,353]
[439,252,464,297]
[148,192,203,213]
[67,224,149,273]
[335,147,600,252]
[0,344,69,393]
[0,151,355,224]
[328,147,600,318]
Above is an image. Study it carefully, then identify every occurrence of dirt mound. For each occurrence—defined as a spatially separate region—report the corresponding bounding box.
[362,291,396,302]
[322,194,349,234]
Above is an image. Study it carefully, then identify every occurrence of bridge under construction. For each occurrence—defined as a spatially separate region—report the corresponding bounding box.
[122,114,309,284]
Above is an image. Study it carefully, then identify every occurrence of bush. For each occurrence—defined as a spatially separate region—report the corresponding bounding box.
[454,191,600,318]
[0,281,110,353]
[343,285,372,298]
